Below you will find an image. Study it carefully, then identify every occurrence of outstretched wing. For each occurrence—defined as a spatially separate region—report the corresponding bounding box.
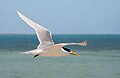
[17,11,54,49]
[57,41,87,47]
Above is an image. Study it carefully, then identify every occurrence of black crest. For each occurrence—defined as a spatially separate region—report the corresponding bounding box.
[62,47,71,52]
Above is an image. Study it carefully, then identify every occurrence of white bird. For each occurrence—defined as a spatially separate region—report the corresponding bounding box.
[17,11,87,57]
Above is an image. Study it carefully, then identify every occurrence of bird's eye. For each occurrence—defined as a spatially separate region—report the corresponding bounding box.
[62,47,71,52]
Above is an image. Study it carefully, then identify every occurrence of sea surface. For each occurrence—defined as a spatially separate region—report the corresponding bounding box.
[0,34,120,78]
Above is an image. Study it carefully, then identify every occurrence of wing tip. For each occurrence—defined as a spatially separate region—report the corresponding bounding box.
[16,10,19,13]
[17,10,22,17]
[79,41,87,46]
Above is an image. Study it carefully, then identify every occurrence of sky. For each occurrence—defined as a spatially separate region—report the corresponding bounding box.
[0,0,120,34]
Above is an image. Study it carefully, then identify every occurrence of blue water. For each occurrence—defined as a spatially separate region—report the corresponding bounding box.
[0,34,120,78]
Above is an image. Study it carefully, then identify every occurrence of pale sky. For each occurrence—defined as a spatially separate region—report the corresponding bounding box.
[0,0,120,34]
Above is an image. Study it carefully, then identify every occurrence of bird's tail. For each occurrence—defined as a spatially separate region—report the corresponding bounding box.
[20,49,40,54]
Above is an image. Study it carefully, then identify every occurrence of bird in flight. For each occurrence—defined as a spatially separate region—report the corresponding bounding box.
[17,11,87,57]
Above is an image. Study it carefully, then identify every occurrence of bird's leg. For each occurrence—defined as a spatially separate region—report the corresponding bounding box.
[33,54,39,58]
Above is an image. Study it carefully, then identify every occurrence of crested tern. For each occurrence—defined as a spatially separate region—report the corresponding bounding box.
[17,11,87,57]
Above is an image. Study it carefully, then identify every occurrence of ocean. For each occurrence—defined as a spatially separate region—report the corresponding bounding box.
[0,34,120,78]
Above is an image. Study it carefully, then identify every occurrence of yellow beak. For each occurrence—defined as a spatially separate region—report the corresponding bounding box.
[70,52,80,56]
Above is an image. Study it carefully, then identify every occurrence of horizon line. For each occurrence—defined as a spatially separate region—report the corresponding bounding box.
[0,33,120,35]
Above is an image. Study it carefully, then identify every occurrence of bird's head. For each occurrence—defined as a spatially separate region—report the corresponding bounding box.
[62,47,80,56]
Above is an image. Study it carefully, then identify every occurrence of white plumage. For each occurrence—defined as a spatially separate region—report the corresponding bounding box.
[17,11,87,57]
